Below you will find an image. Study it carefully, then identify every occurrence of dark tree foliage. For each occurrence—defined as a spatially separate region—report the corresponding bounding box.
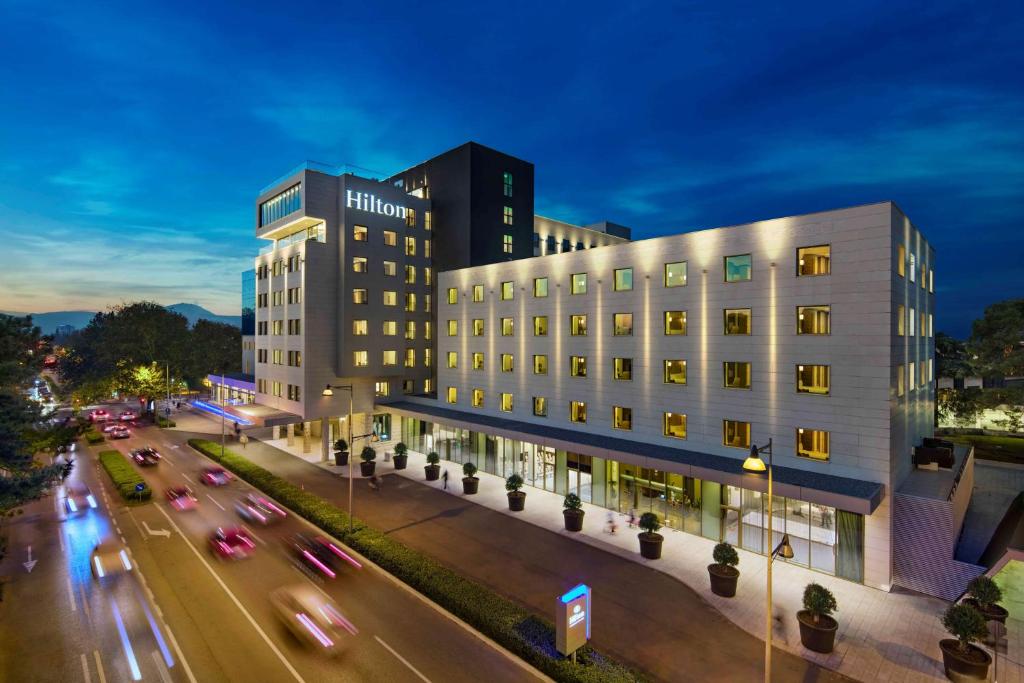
[969,299,1024,378]
[935,332,974,379]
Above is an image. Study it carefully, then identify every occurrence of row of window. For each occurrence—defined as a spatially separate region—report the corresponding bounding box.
[257,318,302,336]
[352,258,433,284]
[897,360,934,395]
[533,233,598,254]
[897,305,934,338]
[352,289,431,312]
[255,349,303,367]
[256,378,302,402]
[256,287,302,308]
[259,184,301,227]
[896,243,934,292]
[351,349,432,368]
[353,319,433,340]
[256,254,301,280]
[444,306,833,338]
[352,225,432,256]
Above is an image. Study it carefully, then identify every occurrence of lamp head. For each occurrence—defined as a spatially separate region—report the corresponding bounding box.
[322,385,334,397]
[742,445,766,473]
[779,533,794,560]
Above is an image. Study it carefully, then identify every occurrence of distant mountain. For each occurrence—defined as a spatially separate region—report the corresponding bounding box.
[3,304,239,334]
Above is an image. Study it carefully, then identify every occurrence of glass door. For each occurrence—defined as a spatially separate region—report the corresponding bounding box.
[534,447,557,492]
[721,507,740,546]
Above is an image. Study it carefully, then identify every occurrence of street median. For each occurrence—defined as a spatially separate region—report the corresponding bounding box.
[98,450,152,502]
[187,438,642,683]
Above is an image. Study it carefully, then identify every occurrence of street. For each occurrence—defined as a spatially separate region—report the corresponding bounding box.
[0,411,537,683]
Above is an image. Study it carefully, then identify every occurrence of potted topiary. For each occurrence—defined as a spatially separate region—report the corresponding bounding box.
[638,512,664,559]
[462,462,479,494]
[392,442,408,470]
[333,439,349,467]
[963,575,1008,625]
[708,542,740,597]
[359,446,377,476]
[506,473,526,511]
[424,451,440,481]
[797,583,839,653]
[939,603,991,680]
[563,493,584,531]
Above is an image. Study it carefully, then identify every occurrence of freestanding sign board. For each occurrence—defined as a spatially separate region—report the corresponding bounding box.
[556,583,591,657]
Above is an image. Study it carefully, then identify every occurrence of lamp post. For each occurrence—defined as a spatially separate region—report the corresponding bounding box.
[742,438,793,683]
[323,384,354,532]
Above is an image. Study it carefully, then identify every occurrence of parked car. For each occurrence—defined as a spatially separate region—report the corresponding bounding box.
[166,486,199,511]
[209,527,256,560]
[131,447,161,466]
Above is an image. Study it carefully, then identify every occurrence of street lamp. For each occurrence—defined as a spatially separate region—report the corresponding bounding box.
[742,438,793,683]
[323,384,355,532]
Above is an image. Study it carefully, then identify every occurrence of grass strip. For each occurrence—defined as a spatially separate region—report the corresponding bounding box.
[188,438,642,682]
[98,449,152,502]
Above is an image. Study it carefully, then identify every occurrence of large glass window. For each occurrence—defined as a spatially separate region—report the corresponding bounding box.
[353,225,368,241]
[500,393,513,412]
[501,317,514,336]
[533,355,548,375]
[897,304,905,336]
[797,245,830,276]
[613,357,632,380]
[724,254,752,282]
[353,350,368,367]
[613,313,633,336]
[796,428,830,461]
[259,184,301,226]
[501,281,514,300]
[724,361,752,389]
[352,257,367,273]
[571,314,587,336]
[352,320,368,335]
[665,310,687,335]
[503,234,513,254]
[472,285,484,302]
[571,273,588,295]
[723,420,750,448]
[663,412,687,439]
[383,260,396,276]
[796,365,830,395]
[664,359,686,384]
[897,244,906,277]
[570,355,587,377]
[501,354,514,372]
[446,387,457,404]
[382,350,397,366]
[447,288,458,304]
[664,261,687,287]
[613,406,632,430]
[383,230,397,247]
[383,291,397,306]
[534,277,548,297]
[533,316,548,336]
[503,172,513,197]
[503,206,513,225]
[352,289,368,304]
[472,352,484,370]
[473,319,484,336]
[382,321,397,336]
[570,401,587,423]
[724,308,751,335]
[797,305,830,335]
[447,351,457,369]
[447,319,458,336]
[472,389,484,408]
[614,268,633,291]
[533,397,547,417]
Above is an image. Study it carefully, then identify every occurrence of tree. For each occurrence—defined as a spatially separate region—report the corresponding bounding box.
[935,332,974,379]
[186,319,241,385]
[937,387,984,427]
[969,299,1024,377]
[0,315,43,386]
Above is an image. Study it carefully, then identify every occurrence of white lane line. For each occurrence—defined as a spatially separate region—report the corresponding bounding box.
[205,494,225,511]
[126,510,146,540]
[181,473,194,484]
[151,651,173,683]
[93,650,107,683]
[164,458,176,468]
[67,577,77,612]
[240,524,265,545]
[154,504,305,683]
[80,653,91,683]
[79,585,92,620]
[164,625,197,683]
[374,636,432,683]
[59,529,66,554]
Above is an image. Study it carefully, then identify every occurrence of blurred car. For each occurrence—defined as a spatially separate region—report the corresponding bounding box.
[200,467,232,487]
[119,410,137,422]
[101,422,122,433]
[90,539,133,579]
[109,425,131,439]
[235,493,287,525]
[130,447,161,466]
[285,533,362,579]
[65,483,97,514]
[269,584,357,655]
[209,527,256,560]
[88,409,110,422]
[166,486,199,511]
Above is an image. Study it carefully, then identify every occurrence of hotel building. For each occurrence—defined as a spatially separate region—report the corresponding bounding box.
[247,142,976,597]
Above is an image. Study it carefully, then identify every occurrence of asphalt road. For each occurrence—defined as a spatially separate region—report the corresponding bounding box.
[0,411,538,683]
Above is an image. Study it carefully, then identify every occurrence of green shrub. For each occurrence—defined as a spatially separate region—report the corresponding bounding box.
[713,542,739,567]
[942,603,988,653]
[802,583,837,623]
[966,575,1003,610]
[98,450,152,502]
[638,512,661,535]
[156,416,176,428]
[394,442,408,456]
[360,446,376,462]
[186,439,642,682]
[564,492,583,511]
[84,430,105,445]
[334,438,348,452]
[463,461,478,478]
[506,473,524,492]
[425,451,440,465]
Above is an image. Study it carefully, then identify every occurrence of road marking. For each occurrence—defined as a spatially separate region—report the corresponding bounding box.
[154,504,306,683]
[164,625,197,683]
[80,653,91,683]
[59,529,66,554]
[110,598,142,680]
[23,545,37,572]
[205,495,225,511]
[142,521,170,538]
[181,473,194,484]
[165,459,176,467]
[151,650,173,683]
[93,650,107,683]
[240,524,265,545]
[79,585,92,620]
[67,577,77,612]
[126,510,146,539]
[374,636,432,683]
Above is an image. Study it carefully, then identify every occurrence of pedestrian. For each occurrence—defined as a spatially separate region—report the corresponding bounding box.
[606,511,617,535]
[628,508,636,528]
[240,433,249,449]
[442,469,449,490]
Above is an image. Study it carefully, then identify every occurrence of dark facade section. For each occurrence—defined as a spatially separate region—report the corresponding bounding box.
[241,268,255,335]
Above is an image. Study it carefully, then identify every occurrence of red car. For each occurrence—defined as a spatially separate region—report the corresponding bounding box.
[200,467,232,486]
[109,425,131,439]
[166,486,198,511]
[119,410,137,422]
[209,527,256,560]
[88,409,109,422]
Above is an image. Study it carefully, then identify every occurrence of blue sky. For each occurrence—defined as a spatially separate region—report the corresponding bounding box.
[1,1,1021,337]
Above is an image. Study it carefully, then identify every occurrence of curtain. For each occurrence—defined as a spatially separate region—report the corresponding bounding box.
[836,510,865,583]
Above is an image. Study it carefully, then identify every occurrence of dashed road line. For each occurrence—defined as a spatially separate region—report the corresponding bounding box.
[205,494,225,511]
[93,650,107,683]
[375,635,432,683]
[181,473,194,484]
[67,577,77,612]
[79,585,92,620]
[152,650,173,683]
[240,524,265,545]
[80,653,92,683]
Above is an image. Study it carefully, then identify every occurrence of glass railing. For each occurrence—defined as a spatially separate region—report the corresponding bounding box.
[259,160,390,194]
[258,222,326,254]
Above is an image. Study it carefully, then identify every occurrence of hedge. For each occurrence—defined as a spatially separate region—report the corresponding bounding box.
[98,450,152,502]
[188,439,642,682]
[156,416,176,428]
[84,430,105,444]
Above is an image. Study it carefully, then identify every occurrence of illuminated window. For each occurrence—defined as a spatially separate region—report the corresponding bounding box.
[929,269,934,293]
[404,349,415,367]
[533,355,548,375]
[664,412,687,439]
[724,309,751,335]
[405,321,416,340]
[723,420,750,448]
[797,245,830,276]
[500,393,513,412]
[352,257,367,273]
[796,365,830,395]
[909,307,916,336]
[533,397,547,417]
[260,184,301,226]
[909,252,916,282]
[503,234,513,254]
[382,321,397,336]
[352,289,368,304]
[425,348,432,367]
[273,348,284,365]
[501,354,514,372]
[472,389,484,408]
[353,351,368,367]
[383,291,397,306]
[571,273,587,295]
[405,236,416,256]
[724,254,752,282]
[664,261,687,287]
[383,260,396,276]
[897,364,905,396]
[533,316,548,336]
[613,406,632,430]
[472,352,484,370]
[501,281,514,300]
[664,359,686,384]
[447,288,458,304]
[796,428,829,461]
[920,312,926,338]
[797,305,830,335]
[352,320,368,335]
[424,211,431,230]
[473,319,484,336]
[447,351,457,369]
[501,317,514,336]
[897,305,905,336]
[909,362,916,391]
[272,320,283,335]
[928,314,933,337]
[664,310,687,335]
[897,244,906,277]
[425,267,432,285]
[929,358,933,381]
[406,208,416,228]
[533,277,548,297]
[424,240,431,258]
[571,314,587,336]
[613,357,632,380]
[724,361,752,389]
[382,350,397,366]
[570,401,587,423]
[353,225,368,241]
[447,320,458,336]
[613,267,633,291]
[472,285,484,302]
[503,172,513,197]
[919,361,925,387]
[446,387,457,404]
[613,313,633,336]
[503,206,513,225]
[383,230,397,247]
[424,296,431,313]
[405,265,416,284]
[570,355,587,377]
[424,322,432,340]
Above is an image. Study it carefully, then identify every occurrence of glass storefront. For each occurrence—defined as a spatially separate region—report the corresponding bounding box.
[400,416,864,582]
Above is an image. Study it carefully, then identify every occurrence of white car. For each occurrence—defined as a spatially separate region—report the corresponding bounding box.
[65,483,97,514]
[269,584,357,655]
[91,540,133,579]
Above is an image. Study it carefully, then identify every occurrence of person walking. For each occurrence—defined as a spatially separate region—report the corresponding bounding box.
[240,433,249,449]
[628,508,637,528]
[606,511,618,535]
[442,469,449,490]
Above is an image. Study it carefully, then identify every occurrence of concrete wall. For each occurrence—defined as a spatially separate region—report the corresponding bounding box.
[533,215,629,256]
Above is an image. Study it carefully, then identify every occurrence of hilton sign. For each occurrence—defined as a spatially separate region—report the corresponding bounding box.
[346,189,408,219]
